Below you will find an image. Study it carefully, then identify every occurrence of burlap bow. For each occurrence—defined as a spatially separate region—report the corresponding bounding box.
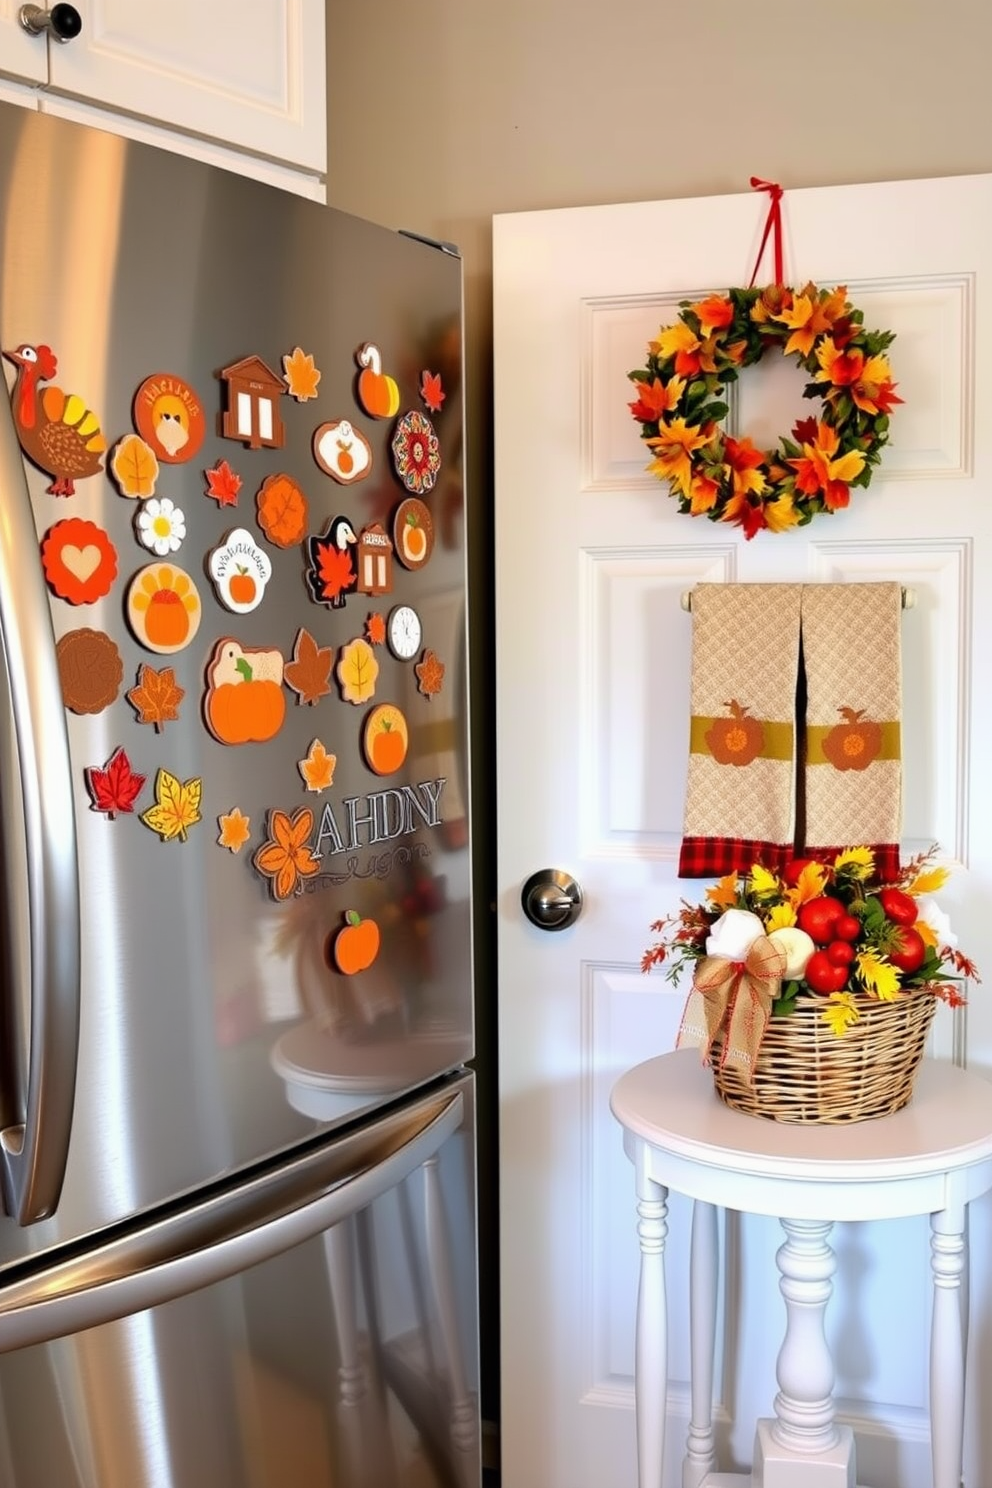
[677,935,786,1084]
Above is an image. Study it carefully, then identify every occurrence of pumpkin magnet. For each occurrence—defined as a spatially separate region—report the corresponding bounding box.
[84,746,146,820]
[126,563,202,654]
[362,703,408,775]
[256,472,308,547]
[392,497,434,570]
[355,343,400,419]
[56,628,123,714]
[219,356,286,450]
[391,410,440,495]
[282,345,321,402]
[312,419,372,484]
[133,373,205,464]
[331,910,381,975]
[41,518,117,604]
[305,517,358,609]
[110,434,159,499]
[208,528,272,613]
[203,638,286,745]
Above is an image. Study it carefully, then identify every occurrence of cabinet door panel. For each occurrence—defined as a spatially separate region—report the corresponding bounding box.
[0,1,47,86]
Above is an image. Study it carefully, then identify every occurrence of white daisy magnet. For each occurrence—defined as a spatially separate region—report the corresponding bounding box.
[135,496,186,556]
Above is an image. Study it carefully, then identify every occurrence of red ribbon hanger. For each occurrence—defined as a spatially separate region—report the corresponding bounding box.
[748,177,784,288]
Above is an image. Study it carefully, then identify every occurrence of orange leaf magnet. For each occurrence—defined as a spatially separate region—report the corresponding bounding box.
[366,612,386,646]
[284,627,333,707]
[217,807,251,853]
[256,472,309,548]
[415,648,445,699]
[110,434,159,498]
[204,459,242,508]
[336,637,379,705]
[126,663,185,732]
[252,807,320,900]
[420,370,446,414]
[298,739,336,793]
[282,345,321,402]
[41,517,118,605]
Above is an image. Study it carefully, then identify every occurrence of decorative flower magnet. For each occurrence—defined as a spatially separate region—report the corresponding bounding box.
[110,434,159,499]
[208,528,272,613]
[56,628,123,714]
[392,497,434,569]
[298,739,336,793]
[331,910,381,975]
[219,357,286,450]
[312,419,372,484]
[126,563,201,654]
[140,767,202,843]
[252,807,320,900]
[362,703,408,775]
[133,373,205,464]
[305,517,358,609]
[217,808,251,853]
[41,518,118,605]
[135,497,186,557]
[282,345,321,402]
[256,472,308,547]
[204,459,242,509]
[284,627,334,707]
[84,747,146,820]
[203,637,286,746]
[391,410,440,495]
[2,342,106,496]
[355,343,400,418]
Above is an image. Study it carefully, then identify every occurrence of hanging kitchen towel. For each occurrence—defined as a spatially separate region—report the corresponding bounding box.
[679,583,803,878]
[800,582,902,879]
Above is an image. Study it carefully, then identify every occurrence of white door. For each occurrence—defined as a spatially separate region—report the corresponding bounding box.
[494,177,992,1488]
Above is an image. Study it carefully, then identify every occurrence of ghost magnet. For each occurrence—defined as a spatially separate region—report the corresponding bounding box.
[208,529,272,613]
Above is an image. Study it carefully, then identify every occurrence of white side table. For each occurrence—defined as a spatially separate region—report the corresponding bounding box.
[611,1050,992,1488]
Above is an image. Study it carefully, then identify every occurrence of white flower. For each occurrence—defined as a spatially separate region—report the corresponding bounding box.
[767,926,817,979]
[916,896,956,949]
[137,496,186,556]
[705,908,765,960]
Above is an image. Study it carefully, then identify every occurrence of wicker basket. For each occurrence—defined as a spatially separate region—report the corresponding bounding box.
[710,991,937,1124]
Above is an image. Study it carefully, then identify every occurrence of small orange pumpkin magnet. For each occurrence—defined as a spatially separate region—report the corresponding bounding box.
[362,703,408,775]
[133,373,205,464]
[331,910,381,975]
[41,518,118,604]
[392,497,434,570]
[312,419,372,484]
[126,563,202,654]
[355,343,400,419]
[203,637,286,745]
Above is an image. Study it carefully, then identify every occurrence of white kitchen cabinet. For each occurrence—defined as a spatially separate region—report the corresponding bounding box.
[0,0,325,197]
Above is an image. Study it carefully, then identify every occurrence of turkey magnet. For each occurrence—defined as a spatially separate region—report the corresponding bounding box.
[203,638,286,745]
[41,518,118,604]
[312,419,372,484]
[208,529,272,613]
[3,342,106,496]
[126,563,202,654]
[133,373,205,464]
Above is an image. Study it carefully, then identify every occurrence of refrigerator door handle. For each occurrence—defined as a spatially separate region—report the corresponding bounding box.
[0,385,80,1226]
[0,1078,467,1353]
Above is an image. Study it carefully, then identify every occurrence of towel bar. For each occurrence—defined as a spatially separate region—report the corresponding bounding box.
[680,585,916,612]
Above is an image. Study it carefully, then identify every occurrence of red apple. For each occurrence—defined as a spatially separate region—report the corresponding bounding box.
[878,888,918,926]
[797,896,847,945]
[888,925,927,974]
[804,950,849,993]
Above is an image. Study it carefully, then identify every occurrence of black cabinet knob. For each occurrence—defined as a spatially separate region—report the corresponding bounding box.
[18,4,83,43]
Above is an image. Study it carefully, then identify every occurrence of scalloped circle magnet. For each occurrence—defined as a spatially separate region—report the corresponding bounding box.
[126,563,202,653]
[391,410,440,495]
[41,517,117,604]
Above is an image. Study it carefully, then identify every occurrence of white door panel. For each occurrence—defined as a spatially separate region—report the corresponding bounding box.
[495,175,992,1488]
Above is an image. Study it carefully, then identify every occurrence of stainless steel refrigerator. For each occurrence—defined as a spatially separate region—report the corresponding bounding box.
[0,103,478,1488]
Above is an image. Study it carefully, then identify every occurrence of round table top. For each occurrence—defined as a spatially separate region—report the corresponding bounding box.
[611,1050,992,1184]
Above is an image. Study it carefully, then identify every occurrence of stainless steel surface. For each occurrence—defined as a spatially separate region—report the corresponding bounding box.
[520,868,583,930]
[0,293,80,1224]
[17,3,81,41]
[0,103,473,1252]
[0,1072,480,1488]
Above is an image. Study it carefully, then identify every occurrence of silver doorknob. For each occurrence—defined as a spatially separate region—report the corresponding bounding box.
[520,869,583,931]
[19,4,82,41]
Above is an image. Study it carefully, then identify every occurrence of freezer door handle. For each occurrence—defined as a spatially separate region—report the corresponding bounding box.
[0,1076,468,1353]
[0,382,80,1225]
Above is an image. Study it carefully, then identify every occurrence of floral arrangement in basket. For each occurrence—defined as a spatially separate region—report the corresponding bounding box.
[642,846,979,1080]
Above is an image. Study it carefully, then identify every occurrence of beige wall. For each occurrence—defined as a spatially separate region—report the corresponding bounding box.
[326,0,992,1438]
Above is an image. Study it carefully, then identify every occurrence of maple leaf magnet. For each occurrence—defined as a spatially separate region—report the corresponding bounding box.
[420,370,446,414]
[284,627,334,706]
[305,517,358,609]
[336,638,379,705]
[252,807,320,900]
[298,739,336,793]
[84,747,146,820]
[282,345,321,402]
[126,664,185,732]
[141,768,202,842]
[366,612,386,646]
[415,648,445,699]
[204,459,242,509]
[217,808,251,853]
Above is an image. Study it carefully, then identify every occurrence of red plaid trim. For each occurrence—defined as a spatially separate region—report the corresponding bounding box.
[678,837,793,879]
[803,842,902,881]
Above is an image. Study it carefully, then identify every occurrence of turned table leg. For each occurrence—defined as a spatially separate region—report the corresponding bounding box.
[771,1217,840,1454]
[635,1170,669,1488]
[930,1205,967,1488]
[683,1200,718,1487]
